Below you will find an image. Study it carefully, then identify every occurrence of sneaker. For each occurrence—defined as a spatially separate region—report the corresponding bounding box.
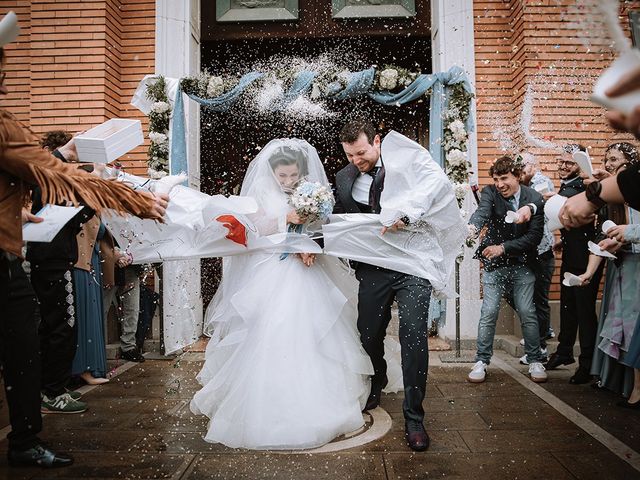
[519,348,549,365]
[120,348,145,363]
[529,362,548,383]
[65,389,82,400]
[468,361,487,383]
[41,393,87,414]
[519,338,525,346]
[545,328,556,339]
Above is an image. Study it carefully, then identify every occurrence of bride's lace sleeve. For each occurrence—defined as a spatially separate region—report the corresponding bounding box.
[249,209,287,236]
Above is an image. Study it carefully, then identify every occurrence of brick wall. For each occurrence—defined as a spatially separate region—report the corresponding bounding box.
[474,0,640,300]
[0,0,155,175]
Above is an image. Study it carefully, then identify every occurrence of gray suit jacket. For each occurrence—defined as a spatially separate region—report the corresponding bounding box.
[469,184,544,271]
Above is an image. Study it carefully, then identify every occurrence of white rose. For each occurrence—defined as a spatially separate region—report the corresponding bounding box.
[151,101,170,114]
[446,149,467,167]
[149,132,168,145]
[206,76,225,98]
[379,69,399,90]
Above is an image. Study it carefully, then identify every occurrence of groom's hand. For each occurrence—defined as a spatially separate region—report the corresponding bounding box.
[381,219,406,235]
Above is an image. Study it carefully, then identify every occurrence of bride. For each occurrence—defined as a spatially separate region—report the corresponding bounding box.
[190,139,374,450]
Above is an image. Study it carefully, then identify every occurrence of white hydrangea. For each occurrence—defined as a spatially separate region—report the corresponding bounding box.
[206,76,225,98]
[150,101,170,114]
[149,132,168,145]
[448,119,467,142]
[453,182,469,201]
[446,148,467,167]
[379,68,399,90]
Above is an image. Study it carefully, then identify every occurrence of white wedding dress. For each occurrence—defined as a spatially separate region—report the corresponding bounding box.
[190,139,373,450]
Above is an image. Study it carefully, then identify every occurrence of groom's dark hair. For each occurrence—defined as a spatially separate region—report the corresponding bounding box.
[340,120,377,145]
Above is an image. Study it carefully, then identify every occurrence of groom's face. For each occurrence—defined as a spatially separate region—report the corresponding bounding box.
[341,133,381,173]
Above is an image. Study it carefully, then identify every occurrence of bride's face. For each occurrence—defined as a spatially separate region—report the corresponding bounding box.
[273,163,300,188]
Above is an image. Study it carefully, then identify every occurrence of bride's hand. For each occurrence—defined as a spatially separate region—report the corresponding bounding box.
[298,253,316,267]
[287,210,305,225]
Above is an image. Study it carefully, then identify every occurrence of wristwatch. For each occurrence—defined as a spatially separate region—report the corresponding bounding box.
[585,181,606,209]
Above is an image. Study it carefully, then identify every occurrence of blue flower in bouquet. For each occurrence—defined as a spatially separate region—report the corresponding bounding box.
[289,180,335,223]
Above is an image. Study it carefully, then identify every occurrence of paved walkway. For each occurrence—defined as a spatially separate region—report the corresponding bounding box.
[1,351,639,479]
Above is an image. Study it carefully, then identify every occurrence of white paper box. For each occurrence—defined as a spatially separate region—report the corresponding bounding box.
[75,119,143,164]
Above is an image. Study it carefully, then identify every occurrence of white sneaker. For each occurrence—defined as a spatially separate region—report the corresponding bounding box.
[468,361,487,383]
[520,348,549,365]
[529,362,548,383]
[519,338,525,346]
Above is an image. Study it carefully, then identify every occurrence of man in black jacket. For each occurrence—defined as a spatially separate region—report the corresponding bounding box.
[334,120,431,452]
[545,145,603,384]
[467,156,547,383]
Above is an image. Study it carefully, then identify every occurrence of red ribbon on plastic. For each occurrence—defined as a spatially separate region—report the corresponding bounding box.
[216,215,248,247]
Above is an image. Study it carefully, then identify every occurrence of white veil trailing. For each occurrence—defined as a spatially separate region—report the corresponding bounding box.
[203,138,329,337]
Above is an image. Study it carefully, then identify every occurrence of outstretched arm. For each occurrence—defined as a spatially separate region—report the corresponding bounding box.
[1,112,166,219]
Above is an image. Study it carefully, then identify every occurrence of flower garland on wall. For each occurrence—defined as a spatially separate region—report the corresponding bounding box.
[178,65,421,100]
[143,66,474,198]
[145,76,172,178]
[442,83,474,212]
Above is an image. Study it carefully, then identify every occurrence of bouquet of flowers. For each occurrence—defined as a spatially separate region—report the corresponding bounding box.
[281,180,334,260]
[289,180,335,225]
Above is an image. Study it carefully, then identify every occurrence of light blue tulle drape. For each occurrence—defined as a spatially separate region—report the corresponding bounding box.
[170,65,473,174]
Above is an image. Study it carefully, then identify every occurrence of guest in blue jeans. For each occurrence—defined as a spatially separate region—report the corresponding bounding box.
[466,156,547,383]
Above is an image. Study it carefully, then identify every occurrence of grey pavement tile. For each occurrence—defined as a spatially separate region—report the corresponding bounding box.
[27,453,189,480]
[553,451,639,480]
[436,382,536,399]
[131,432,232,455]
[425,394,555,413]
[428,367,513,384]
[459,429,601,454]
[76,396,184,414]
[476,409,575,430]
[184,453,386,480]
[38,429,148,453]
[42,411,141,431]
[384,452,575,479]
[121,412,209,433]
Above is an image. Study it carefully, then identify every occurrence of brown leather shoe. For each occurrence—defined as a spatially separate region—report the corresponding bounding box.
[405,421,430,452]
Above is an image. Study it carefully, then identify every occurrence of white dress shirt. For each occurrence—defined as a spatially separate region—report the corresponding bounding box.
[351,158,383,205]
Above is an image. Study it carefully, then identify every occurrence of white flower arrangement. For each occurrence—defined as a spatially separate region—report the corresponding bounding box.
[206,75,225,98]
[149,132,168,145]
[145,76,172,176]
[453,182,469,201]
[150,101,170,114]
[379,68,399,90]
[447,149,467,167]
[448,119,467,143]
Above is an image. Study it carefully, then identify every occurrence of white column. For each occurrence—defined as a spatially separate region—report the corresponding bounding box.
[432,0,482,340]
[155,0,203,354]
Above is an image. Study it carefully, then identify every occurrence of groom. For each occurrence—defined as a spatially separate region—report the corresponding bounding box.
[334,120,431,452]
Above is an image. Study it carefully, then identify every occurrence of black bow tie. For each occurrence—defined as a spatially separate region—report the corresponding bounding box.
[367,167,381,179]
